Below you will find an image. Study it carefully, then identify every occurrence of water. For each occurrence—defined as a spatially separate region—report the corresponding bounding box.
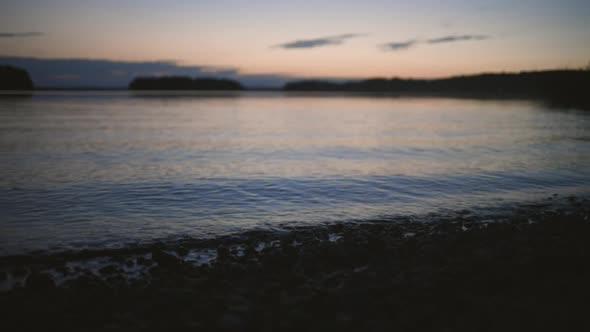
[1,91,590,255]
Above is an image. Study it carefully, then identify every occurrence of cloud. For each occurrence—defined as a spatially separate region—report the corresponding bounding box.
[381,40,417,51]
[427,34,489,44]
[275,33,365,49]
[381,34,491,52]
[0,32,42,38]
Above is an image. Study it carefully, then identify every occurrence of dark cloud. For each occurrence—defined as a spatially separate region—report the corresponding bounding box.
[0,56,299,88]
[381,34,491,52]
[381,40,417,51]
[427,34,490,44]
[276,33,365,49]
[0,32,42,38]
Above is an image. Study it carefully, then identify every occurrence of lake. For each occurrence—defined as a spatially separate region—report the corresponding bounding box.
[1,91,589,255]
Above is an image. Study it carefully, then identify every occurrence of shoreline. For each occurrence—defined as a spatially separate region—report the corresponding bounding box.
[1,89,587,112]
[0,193,585,264]
[2,195,589,330]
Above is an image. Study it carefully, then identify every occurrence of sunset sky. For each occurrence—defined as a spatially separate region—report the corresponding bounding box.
[1,0,589,87]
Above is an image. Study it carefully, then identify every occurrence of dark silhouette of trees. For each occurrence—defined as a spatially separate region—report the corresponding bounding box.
[129,76,244,90]
[284,70,589,95]
[0,65,34,90]
[284,70,590,109]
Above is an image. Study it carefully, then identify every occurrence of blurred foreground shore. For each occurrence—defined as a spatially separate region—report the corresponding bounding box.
[1,196,589,331]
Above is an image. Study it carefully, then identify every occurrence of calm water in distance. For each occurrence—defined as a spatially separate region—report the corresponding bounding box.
[1,91,590,255]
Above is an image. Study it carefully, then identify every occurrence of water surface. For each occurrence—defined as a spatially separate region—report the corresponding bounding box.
[1,91,589,255]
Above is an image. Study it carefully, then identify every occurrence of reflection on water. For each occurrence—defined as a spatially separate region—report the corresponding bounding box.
[1,91,589,254]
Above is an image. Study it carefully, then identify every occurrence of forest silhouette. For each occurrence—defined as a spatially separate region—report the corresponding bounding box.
[283,70,590,109]
[1,65,589,109]
[0,65,34,90]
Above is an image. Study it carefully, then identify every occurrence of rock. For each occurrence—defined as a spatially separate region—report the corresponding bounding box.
[25,272,56,290]
[99,264,120,275]
[12,267,28,277]
[137,256,151,265]
[55,264,70,275]
[176,246,189,256]
[152,250,182,268]
[111,255,126,263]
[353,265,369,273]
[243,244,257,258]
[105,275,126,286]
[218,313,245,331]
[217,246,231,262]
[227,294,251,313]
[66,275,104,288]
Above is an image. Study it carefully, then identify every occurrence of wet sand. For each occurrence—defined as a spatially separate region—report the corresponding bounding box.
[1,196,590,331]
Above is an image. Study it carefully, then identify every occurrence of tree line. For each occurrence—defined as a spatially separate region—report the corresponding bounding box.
[1,65,588,109]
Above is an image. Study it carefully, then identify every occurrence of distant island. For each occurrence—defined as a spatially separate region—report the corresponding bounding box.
[0,65,34,90]
[129,76,244,90]
[284,70,590,109]
[2,66,588,109]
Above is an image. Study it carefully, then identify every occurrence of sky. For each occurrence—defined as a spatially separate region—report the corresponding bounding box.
[1,0,589,87]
